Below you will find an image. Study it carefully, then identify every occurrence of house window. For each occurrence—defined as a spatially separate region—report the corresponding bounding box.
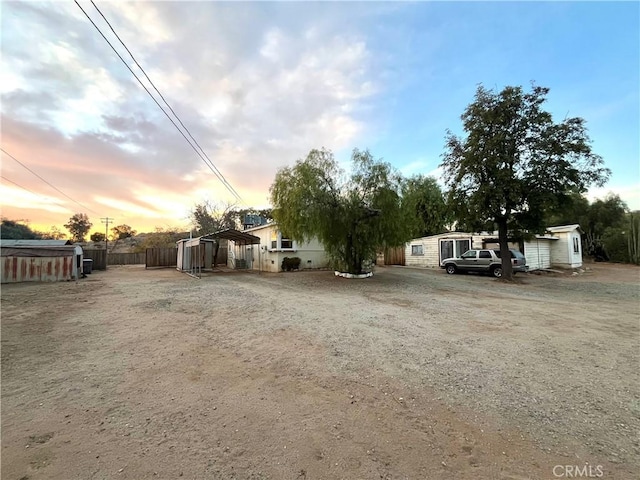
[573,237,580,254]
[411,245,423,256]
[270,231,295,250]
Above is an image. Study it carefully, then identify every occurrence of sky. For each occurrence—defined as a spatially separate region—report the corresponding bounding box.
[1,1,638,235]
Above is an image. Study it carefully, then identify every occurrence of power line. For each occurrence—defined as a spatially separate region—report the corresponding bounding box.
[1,148,101,215]
[74,0,244,204]
[89,0,243,203]
[1,174,60,204]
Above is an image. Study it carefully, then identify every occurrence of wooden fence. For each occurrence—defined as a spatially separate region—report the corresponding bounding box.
[83,250,149,269]
[83,249,107,270]
[109,252,147,265]
[384,246,406,266]
[145,248,177,268]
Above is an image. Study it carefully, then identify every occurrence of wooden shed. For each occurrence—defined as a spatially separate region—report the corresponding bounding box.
[1,240,83,283]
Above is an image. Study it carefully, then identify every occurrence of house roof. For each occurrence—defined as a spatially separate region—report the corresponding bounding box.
[1,246,75,257]
[0,239,72,247]
[410,231,477,242]
[547,224,582,234]
[243,222,276,233]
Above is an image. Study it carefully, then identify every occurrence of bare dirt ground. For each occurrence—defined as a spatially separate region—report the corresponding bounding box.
[2,262,638,480]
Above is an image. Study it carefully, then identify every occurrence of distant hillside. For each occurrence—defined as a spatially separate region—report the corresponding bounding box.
[85,231,190,253]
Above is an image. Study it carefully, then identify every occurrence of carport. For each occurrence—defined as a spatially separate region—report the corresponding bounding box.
[176,228,261,278]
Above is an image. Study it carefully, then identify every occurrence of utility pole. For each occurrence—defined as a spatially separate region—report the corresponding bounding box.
[101,217,114,269]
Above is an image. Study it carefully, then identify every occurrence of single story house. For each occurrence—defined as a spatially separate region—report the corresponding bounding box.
[1,239,83,283]
[405,224,583,271]
[231,223,329,273]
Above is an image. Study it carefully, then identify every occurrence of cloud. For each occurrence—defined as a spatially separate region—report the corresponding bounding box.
[587,183,640,211]
[1,2,383,231]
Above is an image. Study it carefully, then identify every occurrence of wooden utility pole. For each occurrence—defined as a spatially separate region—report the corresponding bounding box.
[101,217,114,268]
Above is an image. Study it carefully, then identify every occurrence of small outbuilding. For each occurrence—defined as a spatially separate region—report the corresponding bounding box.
[176,229,260,276]
[521,235,558,271]
[1,239,83,283]
[546,224,584,268]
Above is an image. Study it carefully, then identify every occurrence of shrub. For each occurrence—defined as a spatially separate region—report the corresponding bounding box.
[281,257,301,271]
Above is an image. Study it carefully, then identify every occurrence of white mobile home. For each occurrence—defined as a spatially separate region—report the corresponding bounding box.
[234,223,329,273]
[405,232,485,269]
[405,225,583,271]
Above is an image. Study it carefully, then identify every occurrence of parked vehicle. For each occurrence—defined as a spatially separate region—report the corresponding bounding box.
[440,249,528,278]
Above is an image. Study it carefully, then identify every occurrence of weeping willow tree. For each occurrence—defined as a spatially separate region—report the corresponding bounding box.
[270,148,417,275]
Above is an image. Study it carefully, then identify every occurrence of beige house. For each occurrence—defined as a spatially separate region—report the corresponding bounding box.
[231,223,329,273]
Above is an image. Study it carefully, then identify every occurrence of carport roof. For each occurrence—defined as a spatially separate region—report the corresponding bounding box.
[200,228,261,245]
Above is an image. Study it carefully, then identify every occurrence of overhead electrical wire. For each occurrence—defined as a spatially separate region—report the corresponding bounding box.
[89,0,243,203]
[74,0,245,205]
[1,148,101,215]
[1,174,72,211]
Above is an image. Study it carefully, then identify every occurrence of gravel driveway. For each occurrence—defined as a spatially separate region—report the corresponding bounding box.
[2,262,638,479]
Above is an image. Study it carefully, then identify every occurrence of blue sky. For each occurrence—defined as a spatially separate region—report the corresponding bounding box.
[1,1,638,232]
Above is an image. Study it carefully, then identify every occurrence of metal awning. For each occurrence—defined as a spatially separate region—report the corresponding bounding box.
[201,228,261,245]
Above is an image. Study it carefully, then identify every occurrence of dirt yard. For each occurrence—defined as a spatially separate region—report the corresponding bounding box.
[2,263,638,479]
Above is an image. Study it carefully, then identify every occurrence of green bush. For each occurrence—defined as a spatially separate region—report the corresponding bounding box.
[281,257,301,271]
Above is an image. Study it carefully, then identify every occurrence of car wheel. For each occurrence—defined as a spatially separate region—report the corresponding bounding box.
[491,265,502,278]
[445,264,456,275]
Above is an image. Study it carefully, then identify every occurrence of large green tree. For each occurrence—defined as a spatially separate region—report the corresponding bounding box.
[64,213,92,242]
[270,148,416,275]
[402,175,451,238]
[441,84,609,279]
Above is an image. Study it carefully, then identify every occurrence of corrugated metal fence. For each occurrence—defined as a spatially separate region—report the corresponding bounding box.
[1,256,74,283]
[145,248,177,268]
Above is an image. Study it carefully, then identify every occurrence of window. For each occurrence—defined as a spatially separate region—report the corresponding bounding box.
[456,239,470,256]
[411,244,424,256]
[270,231,294,250]
[461,250,477,259]
[478,250,491,259]
[573,237,580,254]
[440,238,471,263]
